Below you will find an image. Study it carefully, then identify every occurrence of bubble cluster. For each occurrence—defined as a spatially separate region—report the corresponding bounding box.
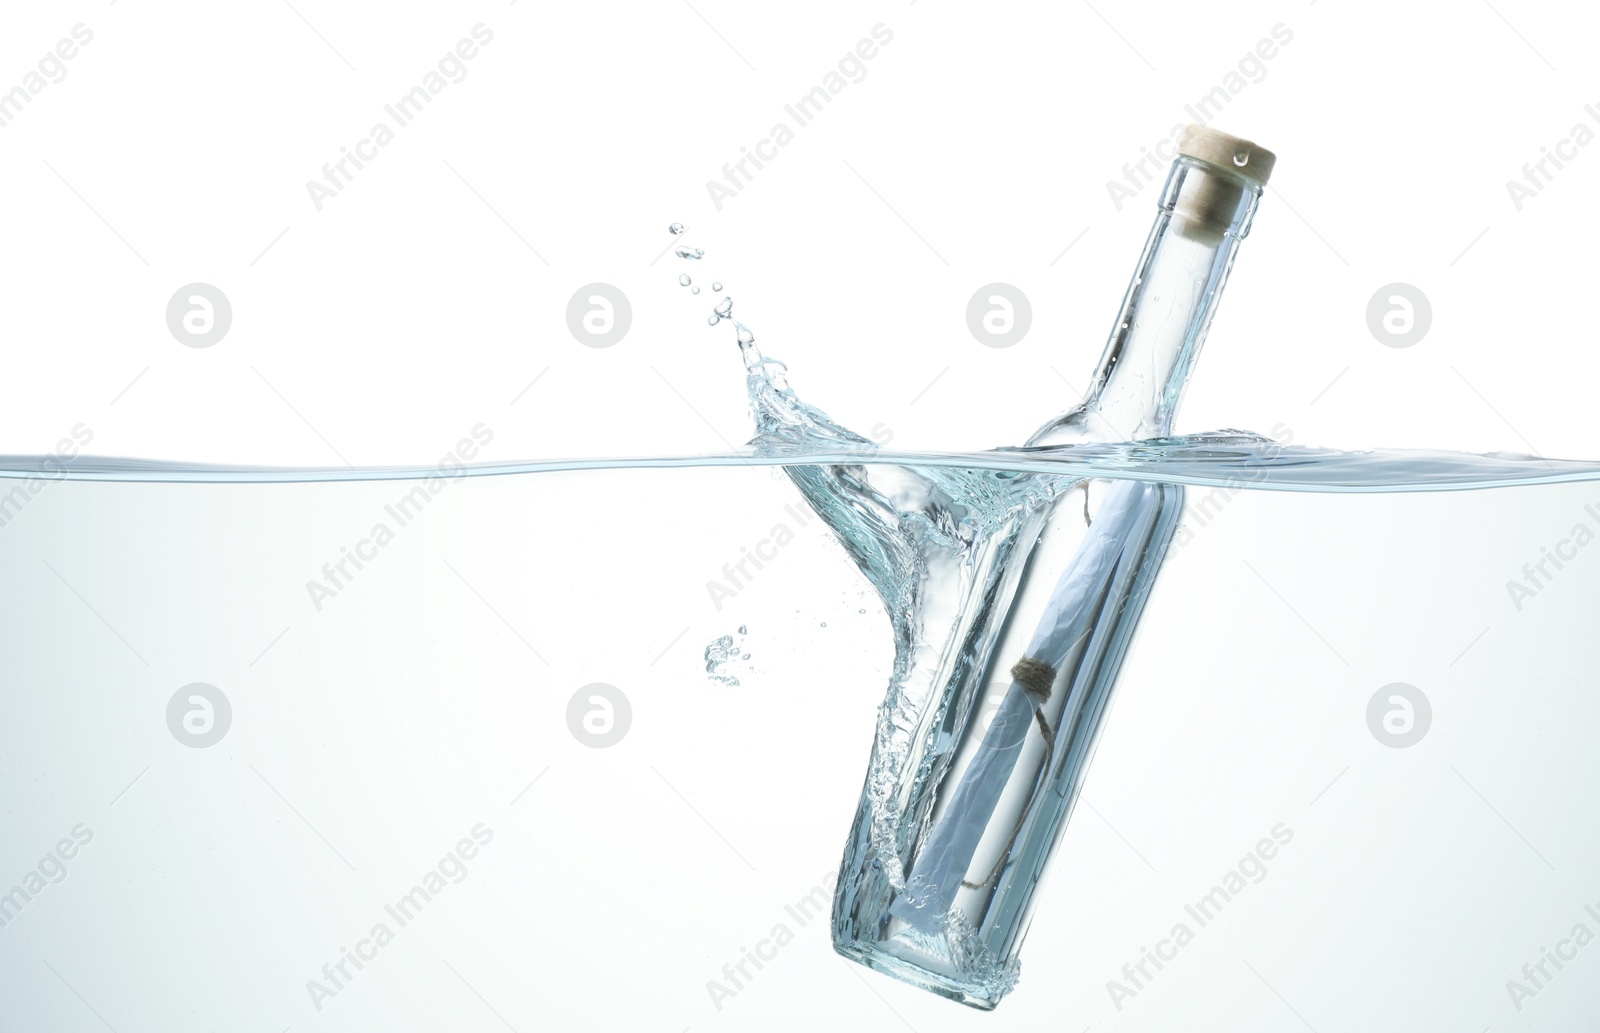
[704,629,752,687]
[662,222,748,352]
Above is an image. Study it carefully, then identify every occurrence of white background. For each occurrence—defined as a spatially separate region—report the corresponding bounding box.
[1,0,1598,1030]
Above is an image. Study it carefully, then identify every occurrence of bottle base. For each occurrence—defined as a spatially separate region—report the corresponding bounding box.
[832,939,1002,1011]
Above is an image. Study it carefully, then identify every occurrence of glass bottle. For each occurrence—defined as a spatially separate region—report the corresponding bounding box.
[830,125,1276,1008]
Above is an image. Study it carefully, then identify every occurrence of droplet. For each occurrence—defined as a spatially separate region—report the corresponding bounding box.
[740,653,750,660]
[708,314,721,325]
[1232,150,1249,167]
[858,608,866,614]
[668,222,687,235]
[714,297,733,317]
[820,622,827,628]
[712,281,723,291]
[675,246,704,260]
[679,273,691,286]
[738,625,747,635]
[691,286,700,294]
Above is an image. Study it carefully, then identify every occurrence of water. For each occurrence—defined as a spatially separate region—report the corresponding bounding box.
[9,441,1596,490]
[2,413,1597,1023]
[3,462,1593,1029]
[3,237,1599,1017]
[8,383,1596,1013]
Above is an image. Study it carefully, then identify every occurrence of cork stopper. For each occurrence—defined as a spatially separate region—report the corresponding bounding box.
[1171,125,1275,245]
[1177,125,1275,185]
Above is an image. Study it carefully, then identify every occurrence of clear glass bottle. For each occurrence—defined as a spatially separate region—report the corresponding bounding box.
[831,126,1275,1008]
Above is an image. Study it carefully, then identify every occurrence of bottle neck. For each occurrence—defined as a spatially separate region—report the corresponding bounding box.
[1029,157,1262,445]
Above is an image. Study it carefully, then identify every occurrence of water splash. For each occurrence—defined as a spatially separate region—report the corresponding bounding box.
[703,634,742,686]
